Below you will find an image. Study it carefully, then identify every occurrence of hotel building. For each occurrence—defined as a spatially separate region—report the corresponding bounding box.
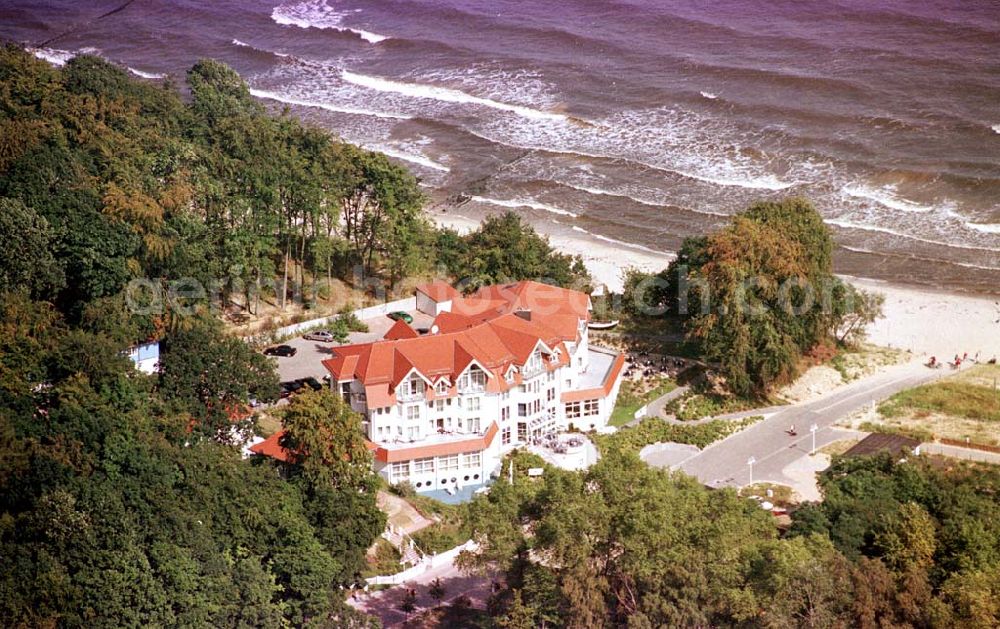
[253,280,625,493]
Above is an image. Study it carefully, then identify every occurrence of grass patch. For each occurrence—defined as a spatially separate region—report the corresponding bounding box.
[363,538,403,578]
[595,415,763,455]
[609,376,677,427]
[879,377,1000,424]
[255,412,282,437]
[859,421,934,443]
[665,391,769,421]
[405,494,470,555]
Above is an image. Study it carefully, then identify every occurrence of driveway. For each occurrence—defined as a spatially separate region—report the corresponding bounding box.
[266,309,434,382]
[661,360,949,488]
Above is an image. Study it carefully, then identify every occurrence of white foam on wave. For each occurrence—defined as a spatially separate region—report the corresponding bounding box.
[843,183,941,213]
[700,91,718,100]
[965,221,1000,234]
[826,219,999,253]
[341,70,568,122]
[233,39,290,57]
[465,111,797,192]
[561,182,728,217]
[470,195,578,218]
[128,67,165,79]
[29,47,73,66]
[569,225,667,255]
[367,145,450,172]
[32,47,164,79]
[271,0,388,43]
[249,87,411,119]
[839,244,1000,272]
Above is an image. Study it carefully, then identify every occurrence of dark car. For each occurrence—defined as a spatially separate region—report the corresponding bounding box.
[280,380,305,398]
[297,377,323,392]
[387,311,413,324]
[280,377,324,398]
[264,344,297,357]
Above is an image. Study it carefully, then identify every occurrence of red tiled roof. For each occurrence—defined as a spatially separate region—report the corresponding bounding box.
[415,280,459,303]
[249,430,379,464]
[371,422,499,463]
[561,352,626,403]
[384,318,419,340]
[323,282,591,392]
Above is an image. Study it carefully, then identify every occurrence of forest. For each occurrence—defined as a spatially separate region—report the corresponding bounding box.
[2,43,997,629]
[465,450,1000,628]
[0,43,586,627]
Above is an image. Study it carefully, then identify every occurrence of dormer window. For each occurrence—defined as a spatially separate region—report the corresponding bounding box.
[435,379,449,395]
[398,373,423,401]
[505,366,517,383]
[523,349,544,377]
[458,365,487,392]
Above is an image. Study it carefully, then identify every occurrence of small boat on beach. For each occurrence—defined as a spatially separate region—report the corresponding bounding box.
[587,320,620,330]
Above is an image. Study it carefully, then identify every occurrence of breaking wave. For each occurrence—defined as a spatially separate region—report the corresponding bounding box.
[469,196,579,218]
[248,87,412,119]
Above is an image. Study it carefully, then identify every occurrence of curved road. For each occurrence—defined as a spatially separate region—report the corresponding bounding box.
[650,361,949,488]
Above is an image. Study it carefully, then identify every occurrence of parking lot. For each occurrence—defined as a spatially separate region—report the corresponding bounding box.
[267,308,435,383]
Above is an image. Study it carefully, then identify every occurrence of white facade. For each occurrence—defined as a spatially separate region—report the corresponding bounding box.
[337,330,623,492]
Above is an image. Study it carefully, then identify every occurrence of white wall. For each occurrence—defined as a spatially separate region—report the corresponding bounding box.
[270,296,416,338]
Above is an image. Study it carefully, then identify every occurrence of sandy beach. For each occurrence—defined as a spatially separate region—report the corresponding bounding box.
[431,210,1000,361]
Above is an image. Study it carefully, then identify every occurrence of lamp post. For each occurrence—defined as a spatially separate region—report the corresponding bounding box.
[747,456,756,486]
[810,423,819,455]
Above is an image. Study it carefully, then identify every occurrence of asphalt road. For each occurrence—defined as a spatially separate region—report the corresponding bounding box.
[664,361,950,488]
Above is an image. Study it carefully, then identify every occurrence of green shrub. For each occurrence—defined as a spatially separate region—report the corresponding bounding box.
[595,415,764,455]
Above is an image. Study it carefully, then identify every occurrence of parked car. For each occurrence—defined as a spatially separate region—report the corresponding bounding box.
[387,311,413,324]
[280,377,324,398]
[303,330,336,342]
[263,344,297,357]
[280,380,305,398]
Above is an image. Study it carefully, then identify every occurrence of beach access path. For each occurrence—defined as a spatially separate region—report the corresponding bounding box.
[656,360,949,488]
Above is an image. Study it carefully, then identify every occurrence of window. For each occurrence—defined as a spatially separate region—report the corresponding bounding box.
[439,454,460,471]
[584,399,600,417]
[406,405,420,422]
[524,349,543,376]
[435,379,449,395]
[547,388,555,402]
[467,397,481,412]
[468,417,481,433]
[407,426,419,440]
[391,461,410,481]
[566,401,581,419]
[400,374,423,400]
[465,452,482,468]
[517,422,527,442]
[413,457,434,474]
[435,399,445,412]
[517,403,528,417]
[459,366,487,392]
[501,407,509,422]
[502,427,511,445]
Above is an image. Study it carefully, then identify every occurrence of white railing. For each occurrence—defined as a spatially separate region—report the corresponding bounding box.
[268,296,416,339]
[366,540,479,586]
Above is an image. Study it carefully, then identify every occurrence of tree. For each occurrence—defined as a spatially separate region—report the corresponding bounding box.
[428,577,446,606]
[398,588,417,620]
[455,212,590,290]
[158,319,279,439]
[0,198,64,298]
[279,389,377,491]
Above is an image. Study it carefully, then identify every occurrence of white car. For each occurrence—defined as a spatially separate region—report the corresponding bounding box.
[303,330,336,342]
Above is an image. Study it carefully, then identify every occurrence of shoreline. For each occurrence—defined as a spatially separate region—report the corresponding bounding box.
[429,209,1000,359]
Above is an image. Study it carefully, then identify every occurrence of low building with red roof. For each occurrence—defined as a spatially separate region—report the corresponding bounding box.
[308,280,625,493]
